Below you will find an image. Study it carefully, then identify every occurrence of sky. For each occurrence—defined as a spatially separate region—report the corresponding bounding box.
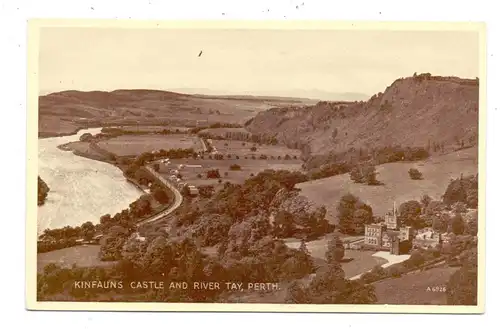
[38,28,480,99]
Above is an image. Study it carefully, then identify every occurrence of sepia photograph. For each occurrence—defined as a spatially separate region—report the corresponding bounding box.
[27,20,485,312]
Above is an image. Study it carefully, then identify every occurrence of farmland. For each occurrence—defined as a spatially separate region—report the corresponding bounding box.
[96,134,203,156]
[210,139,302,159]
[373,265,460,305]
[156,157,302,188]
[297,147,478,222]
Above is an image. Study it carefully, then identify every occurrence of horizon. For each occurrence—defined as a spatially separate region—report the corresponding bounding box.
[39,28,479,99]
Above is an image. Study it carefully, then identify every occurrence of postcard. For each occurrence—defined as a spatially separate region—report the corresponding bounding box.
[27,19,485,313]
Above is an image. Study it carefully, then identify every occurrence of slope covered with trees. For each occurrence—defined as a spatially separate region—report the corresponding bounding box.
[246,74,479,168]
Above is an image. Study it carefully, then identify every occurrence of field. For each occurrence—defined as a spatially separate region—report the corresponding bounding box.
[198,127,250,136]
[297,147,478,222]
[210,139,302,159]
[284,235,387,279]
[37,245,115,273]
[96,134,203,156]
[373,265,460,305]
[157,157,303,188]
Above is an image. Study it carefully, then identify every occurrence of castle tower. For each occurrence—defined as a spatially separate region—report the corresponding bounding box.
[385,201,399,230]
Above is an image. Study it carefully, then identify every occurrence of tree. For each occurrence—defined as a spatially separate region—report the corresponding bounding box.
[404,251,425,268]
[306,263,346,303]
[451,213,465,235]
[206,169,221,179]
[432,214,450,233]
[337,193,373,234]
[349,165,379,185]
[399,200,423,228]
[229,164,241,171]
[37,176,50,206]
[153,187,170,204]
[446,249,477,305]
[285,281,310,304]
[408,168,423,180]
[81,221,96,241]
[273,210,296,238]
[420,194,432,208]
[326,235,345,263]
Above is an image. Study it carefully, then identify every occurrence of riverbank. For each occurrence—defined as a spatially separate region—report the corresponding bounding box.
[38,133,182,253]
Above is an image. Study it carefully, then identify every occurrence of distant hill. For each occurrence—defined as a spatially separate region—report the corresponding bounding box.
[245,74,479,161]
[38,89,311,137]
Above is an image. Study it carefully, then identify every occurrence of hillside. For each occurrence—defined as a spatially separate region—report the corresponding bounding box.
[245,74,479,160]
[296,147,478,221]
[38,89,311,137]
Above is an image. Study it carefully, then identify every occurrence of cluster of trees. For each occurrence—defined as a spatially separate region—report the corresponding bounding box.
[349,164,380,185]
[38,231,375,304]
[37,176,50,206]
[174,170,315,247]
[337,194,374,235]
[37,221,97,253]
[272,207,333,240]
[443,175,478,208]
[384,195,477,234]
[206,169,221,179]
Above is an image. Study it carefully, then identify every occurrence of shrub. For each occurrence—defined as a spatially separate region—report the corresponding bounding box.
[229,164,242,171]
[408,168,423,180]
[206,169,221,179]
[250,146,257,152]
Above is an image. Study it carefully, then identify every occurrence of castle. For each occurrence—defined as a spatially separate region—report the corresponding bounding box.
[364,202,413,255]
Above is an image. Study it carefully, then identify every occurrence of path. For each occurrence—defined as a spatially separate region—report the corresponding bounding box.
[349,251,411,280]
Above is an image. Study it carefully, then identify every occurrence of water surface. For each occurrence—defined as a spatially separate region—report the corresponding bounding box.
[38,128,143,234]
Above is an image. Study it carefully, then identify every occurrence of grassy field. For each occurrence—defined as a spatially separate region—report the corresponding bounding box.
[297,147,478,222]
[157,157,302,188]
[373,265,460,305]
[37,245,115,273]
[284,234,386,279]
[211,139,302,159]
[96,134,203,156]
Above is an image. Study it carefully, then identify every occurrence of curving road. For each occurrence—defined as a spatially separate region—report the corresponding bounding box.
[136,165,183,227]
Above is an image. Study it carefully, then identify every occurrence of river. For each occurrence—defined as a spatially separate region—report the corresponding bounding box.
[37,128,144,234]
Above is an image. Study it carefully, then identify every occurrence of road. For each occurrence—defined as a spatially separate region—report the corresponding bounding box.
[198,136,208,152]
[136,165,183,227]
